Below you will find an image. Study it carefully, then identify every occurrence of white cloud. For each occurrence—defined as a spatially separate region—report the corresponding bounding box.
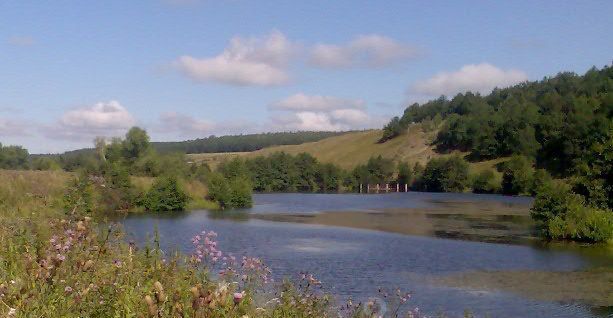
[310,34,418,68]
[157,112,215,135]
[8,36,35,46]
[0,118,29,136]
[269,93,382,131]
[155,112,257,138]
[174,30,297,86]
[412,63,528,96]
[271,93,364,111]
[43,100,136,140]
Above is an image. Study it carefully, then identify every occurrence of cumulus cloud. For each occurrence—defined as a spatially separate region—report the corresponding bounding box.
[411,63,528,96]
[269,93,382,131]
[8,36,35,46]
[270,93,364,111]
[43,100,136,140]
[310,35,418,68]
[174,30,297,86]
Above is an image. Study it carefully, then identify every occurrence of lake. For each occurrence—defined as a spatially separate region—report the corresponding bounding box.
[116,193,612,318]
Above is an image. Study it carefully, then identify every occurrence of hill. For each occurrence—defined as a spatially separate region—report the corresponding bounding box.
[187,124,507,174]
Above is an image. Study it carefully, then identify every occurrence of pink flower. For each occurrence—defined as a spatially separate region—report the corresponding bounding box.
[233,292,244,304]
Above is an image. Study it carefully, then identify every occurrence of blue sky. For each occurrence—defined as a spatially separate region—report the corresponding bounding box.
[1,0,611,153]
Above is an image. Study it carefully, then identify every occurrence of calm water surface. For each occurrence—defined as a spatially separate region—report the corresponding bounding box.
[117,193,611,318]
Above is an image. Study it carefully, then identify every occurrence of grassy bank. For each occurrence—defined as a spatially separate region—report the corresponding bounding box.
[0,169,435,317]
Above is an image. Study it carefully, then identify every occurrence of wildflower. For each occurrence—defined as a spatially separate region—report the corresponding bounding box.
[113,259,122,268]
[233,291,244,305]
[7,308,16,316]
[65,286,73,293]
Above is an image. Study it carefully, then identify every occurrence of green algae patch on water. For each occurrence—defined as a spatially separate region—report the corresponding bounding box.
[434,268,613,307]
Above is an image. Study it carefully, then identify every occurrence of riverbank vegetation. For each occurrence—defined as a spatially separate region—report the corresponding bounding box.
[0,173,441,317]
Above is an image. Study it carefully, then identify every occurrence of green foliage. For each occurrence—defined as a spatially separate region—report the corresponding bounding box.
[246,152,342,193]
[531,169,553,196]
[531,180,613,242]
[383,65,613,182]
[0,143,29,169]
[63,174,94,216]
[420,155,469,192]
[206,172,253,209]
[219,157,250,180]
[501,155,534,195]
[227,177,253,208]
[206,172,232,207]
[142,176,189,212]
[571,131,613,209]
[397,161,413,185]
[379,116,404,142]
[152,131,346,153]
[30,156,61,170]
[98,163,137,211]
[122,127,151,163]
[471,169,499,194]
[350,155,395,187]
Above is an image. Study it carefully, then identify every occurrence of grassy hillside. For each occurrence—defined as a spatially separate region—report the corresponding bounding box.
[250,126,436,170]
[188,124,507,174]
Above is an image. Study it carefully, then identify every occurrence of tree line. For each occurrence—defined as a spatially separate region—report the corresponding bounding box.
[152,131,347,153]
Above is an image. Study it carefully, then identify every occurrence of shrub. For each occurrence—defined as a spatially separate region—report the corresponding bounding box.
[30,157,61,171]
[142,176,188,212]
[206,173,253,209]
[501,155,534,195]
[531,168,553,195]
[63,174,94,216]
[227,177,253,208]
[471,169,499,193]
[531,180,613,242]
[420,155,469,192]
[397,161,413,186]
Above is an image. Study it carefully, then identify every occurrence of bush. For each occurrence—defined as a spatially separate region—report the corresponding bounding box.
[30,157,61,171]
[63,174,94,216]
[420,155,469,192]
[227,177,253,208]
[501,155,534,195]
[471,169,499,193]
[99,163,137,211]
[547,204,613,242]
[531,169,553,195]
[142,176,188,212]
[206,173,253,209]
[397,161,413,186]
[531,180,613,242]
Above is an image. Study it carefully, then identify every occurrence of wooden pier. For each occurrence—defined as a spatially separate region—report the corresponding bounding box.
[359,183,410,193]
